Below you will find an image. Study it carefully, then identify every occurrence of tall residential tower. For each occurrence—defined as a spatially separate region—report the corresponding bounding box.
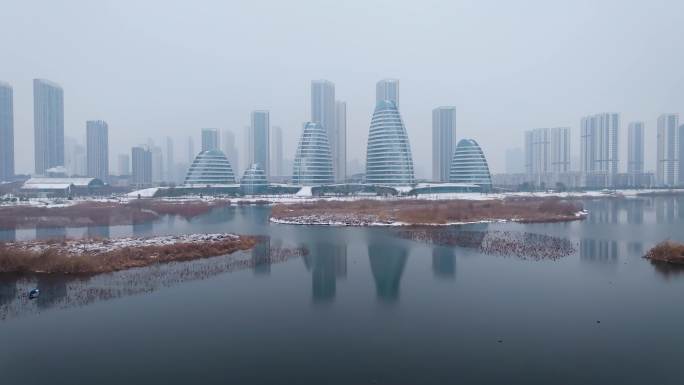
[33,79,64,175]
[249,110,270,178]
[86,120,109,181]
[0,82,13,180]
[657,114,679,186]
[432,106,457,182]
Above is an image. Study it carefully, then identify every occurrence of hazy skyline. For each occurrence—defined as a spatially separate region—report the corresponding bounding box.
[2,0,684,177]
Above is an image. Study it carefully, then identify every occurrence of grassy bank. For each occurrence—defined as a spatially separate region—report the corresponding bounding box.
[0,233,257,274]
[644,241,684,265]
[270,197,584,226]
[0,199,230,230]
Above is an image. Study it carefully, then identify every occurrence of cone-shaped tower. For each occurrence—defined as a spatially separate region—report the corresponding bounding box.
[292,122,334,185]
[449,139,492,191]
[184,149,236,185]
[365,100,415,185]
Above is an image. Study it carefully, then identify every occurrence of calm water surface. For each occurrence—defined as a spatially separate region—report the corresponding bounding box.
[1,196,684,385]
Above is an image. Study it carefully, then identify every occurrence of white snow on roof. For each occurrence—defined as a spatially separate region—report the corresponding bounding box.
[21,183,72,190]
[295,186,312,196]
[127,187,160,198]
[24,177,99,187]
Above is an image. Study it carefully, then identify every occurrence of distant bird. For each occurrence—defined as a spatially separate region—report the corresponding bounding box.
[28,289,40,299]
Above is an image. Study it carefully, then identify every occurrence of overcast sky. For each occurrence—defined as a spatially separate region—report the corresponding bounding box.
[2,0,683,177]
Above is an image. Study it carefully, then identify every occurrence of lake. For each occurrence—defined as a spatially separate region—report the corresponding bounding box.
[1,196,684,385]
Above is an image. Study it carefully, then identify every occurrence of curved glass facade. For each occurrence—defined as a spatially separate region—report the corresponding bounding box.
[292,122,334,185]
[240,163,268,195]
[365,100,415,185]
[449,139,492,190]
[184,150,236,185]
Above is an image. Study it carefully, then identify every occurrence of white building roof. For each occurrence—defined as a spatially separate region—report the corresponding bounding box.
[23,177,100,188]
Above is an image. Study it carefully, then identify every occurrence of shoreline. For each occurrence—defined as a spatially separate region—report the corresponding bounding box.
[0,233,258,275]
[269,197,587,227]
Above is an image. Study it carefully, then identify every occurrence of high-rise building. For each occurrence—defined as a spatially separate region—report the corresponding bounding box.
[627,122,645,175]
[581,113,619,187]
[201,128,219,151]
[335,101,347,181]
[86,120,109,181]
[0,82,14,181]
[222,129,239,177]
[432,106,457,182]
[33,79,64,175]
[525,127,570,177]
[241,163,268,195]
[376,79,399,107]
[657,114,679,186]
[150,146,164,183]
[131,145,152,187]
[271,126,283,177]
[65,136,86,176]
[449,139,492,191]
[187,136,195,164]
[165,137,175,183]
[118,154,130,176]
[311,80,342,180]
[249,110,270,178]
[365,99,415,185]
[292,122,334,185]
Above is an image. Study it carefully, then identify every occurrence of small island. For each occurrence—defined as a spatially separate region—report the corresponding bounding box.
[644,241,684,265]
[270,197,586,226]
[0,233,258,274]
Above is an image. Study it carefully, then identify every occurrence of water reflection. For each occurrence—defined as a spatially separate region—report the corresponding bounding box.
[432,247,456,279]
[36,226,66,240]
[132,221,153,237]
[580,239,618,265]
[252,237,272,275]
[369,243,408,302]
[0,274,18,307]
[87,225,110,239]
[302,243,347,303]
[0,228,16,242]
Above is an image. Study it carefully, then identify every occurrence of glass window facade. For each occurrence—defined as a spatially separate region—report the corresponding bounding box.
[241,163,268,195]
[365,100,415,186]
[184,150,236,185]
[449,139,492,190]
[293,122,334,186]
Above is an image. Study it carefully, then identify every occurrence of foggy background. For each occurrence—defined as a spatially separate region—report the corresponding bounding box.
[2,0,683,177]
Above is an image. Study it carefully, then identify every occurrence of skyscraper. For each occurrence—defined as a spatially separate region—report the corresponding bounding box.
[33,79,64,175]
[449,139,492,191]
[65,136,86,176]
[657,114,679,186]
[627,122,645,175]
[165,137,175,183]
[335,101,347,181]
[118,154,130,176]
[581,113,619,187]
[365,99,415,185]
[271,125,283,177]
[376,79,399,107]
[292,122,334,185]
[525,127,570,177]
[187,136,195,164]
[249,110,270,178]
[131,145,152,188]
[222,129,239,177]
[432,106,457,182]
[201,128,219,151]
[311,80,340,180]
[150,145,164,183]
[86,120,109,181]
[0,82,13,181]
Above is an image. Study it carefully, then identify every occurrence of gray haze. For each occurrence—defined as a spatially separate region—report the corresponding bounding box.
[2,0,683,177]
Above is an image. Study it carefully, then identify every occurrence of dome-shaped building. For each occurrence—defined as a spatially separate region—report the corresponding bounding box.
[184,150,236,185]
[449,139,492,191]
[365,100,415,185]
[292,122,334,186]
[240,163,268,195]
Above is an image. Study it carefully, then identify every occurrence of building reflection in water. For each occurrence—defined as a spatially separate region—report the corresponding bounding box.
[368,243,408,302]
[580,239,618,265]
[35,275,69,309]
[252,237,271,275]
[36,226,66,241]
[0,274,19,307]
[656,198,677,224]
[302,243,347,303]
[132,221,154,237]
[432,246,455,279]
[626,199,644,225]
[87,225,110,239]
[0,228,16,242]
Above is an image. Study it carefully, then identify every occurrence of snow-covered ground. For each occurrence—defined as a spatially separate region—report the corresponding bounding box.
[6,233,240,255]
[270,210,589,227]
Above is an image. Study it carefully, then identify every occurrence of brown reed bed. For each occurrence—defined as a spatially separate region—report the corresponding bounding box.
[0,233,257,274]
[644,241,684,265]
[271,197,584,226]
[0,199,231,230]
